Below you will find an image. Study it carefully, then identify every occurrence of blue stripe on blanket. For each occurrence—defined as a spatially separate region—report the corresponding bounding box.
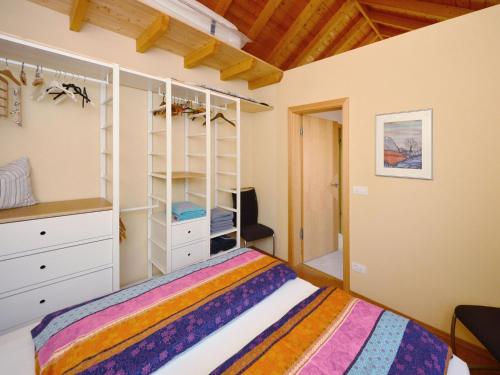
[347,311,409,375]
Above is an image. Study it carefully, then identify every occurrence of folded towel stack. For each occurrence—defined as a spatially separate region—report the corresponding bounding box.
[211,207,234,234]
[172,201,206,222]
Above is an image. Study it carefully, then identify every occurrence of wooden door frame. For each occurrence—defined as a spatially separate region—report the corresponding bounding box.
[288,98,350,291]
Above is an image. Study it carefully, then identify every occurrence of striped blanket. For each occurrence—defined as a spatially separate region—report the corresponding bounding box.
[31,249,451,374]
[212,288,452,375]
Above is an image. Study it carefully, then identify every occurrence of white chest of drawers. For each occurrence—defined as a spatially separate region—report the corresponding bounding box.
[0,199,117,334]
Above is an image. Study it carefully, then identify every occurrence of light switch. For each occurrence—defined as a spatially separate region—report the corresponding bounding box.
[353,186,368,195]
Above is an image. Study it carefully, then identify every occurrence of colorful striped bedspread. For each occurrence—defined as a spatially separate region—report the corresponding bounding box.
[31,248,451,375]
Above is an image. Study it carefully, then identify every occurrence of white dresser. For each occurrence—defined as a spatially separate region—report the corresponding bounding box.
[0,199,116,333]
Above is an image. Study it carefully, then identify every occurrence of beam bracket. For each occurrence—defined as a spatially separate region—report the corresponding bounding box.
[136,14,170,53]
[184,39,219,69]
[220,58,256,81]
[69,0,89,32]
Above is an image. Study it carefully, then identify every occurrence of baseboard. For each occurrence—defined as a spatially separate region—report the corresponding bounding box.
[349,291,495,364]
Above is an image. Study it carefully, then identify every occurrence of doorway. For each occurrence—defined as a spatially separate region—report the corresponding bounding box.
[288,99,350,291]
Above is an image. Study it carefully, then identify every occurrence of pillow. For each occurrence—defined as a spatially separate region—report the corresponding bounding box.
[0,157,38,209]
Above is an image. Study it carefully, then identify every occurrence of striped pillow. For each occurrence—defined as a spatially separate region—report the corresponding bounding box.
[0,157,37,209]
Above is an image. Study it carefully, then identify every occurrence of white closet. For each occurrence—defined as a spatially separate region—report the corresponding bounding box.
[0,34,120,333]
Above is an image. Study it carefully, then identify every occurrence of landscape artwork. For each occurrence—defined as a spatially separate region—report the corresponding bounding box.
[384,120,422,169]
[376,109,432,179]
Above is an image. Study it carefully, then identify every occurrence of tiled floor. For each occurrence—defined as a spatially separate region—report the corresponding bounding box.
[305,250,343,280]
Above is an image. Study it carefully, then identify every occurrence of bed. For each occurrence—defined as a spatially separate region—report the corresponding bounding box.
[0,248,469,375]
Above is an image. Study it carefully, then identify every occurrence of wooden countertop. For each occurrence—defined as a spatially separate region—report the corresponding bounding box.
[0,198,112,224]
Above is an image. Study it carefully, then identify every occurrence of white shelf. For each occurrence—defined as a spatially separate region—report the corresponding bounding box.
[217,154,237,158]
[150,237,166,250]
[151,212,166,226]
[217,205,237,213]
[210,227,237,239]
[172,216,207,226]
[217,171,236,176]
[217,136,236,141]
[149,195,167,204]
[217,188,237,194]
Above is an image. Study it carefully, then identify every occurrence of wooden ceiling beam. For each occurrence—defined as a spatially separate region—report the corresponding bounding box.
[368,10,433,31]
[136,14,170,53]
[184,39,219,69]
[354,0,383,40]
[354,30,379,48]
[327,16,368,56]
[266,0,325,67]
[248,71,283,90]
[378,25,406,38]
[359,0,471,21]
[214,0,234,16]
[247,0,282,40]
[289,0,357,68]
[69,0,89,32]
[220,57,256,81]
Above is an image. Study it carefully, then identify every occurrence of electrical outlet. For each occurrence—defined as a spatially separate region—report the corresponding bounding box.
[352,262,367,274]
[353,186,368,195]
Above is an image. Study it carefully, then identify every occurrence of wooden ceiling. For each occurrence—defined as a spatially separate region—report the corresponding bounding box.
[199,0,500,70]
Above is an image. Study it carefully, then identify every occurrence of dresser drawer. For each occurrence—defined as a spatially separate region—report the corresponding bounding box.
[0,239,112,294]
[171,219,207,247]
[0,211,112,257]
[171,240,207,271]
[0,268,112,333]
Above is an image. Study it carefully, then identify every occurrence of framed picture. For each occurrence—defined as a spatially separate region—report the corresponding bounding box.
[376,109,432,179]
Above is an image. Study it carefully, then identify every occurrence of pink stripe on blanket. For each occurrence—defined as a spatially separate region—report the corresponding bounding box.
[298,300,382,375]
[38,250,263,366]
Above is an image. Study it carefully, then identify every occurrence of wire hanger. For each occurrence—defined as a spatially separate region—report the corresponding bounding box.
[0,58,22,86]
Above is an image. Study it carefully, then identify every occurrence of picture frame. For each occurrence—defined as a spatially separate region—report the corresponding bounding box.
[375,109,432,179]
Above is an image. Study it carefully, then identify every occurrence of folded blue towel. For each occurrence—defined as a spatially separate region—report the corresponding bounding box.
[172,201,206,221]
[211,220,234,233]
[211,207,233,222]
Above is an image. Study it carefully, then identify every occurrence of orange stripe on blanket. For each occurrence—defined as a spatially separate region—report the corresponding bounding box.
[41,256,279,375]
[223,288,353,375]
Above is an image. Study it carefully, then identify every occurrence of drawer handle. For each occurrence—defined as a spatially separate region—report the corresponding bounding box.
[39,299,46,304]
[187,230,191,234]
[40,231,47,236]
[40,265,46,270]
[188,253,191,256]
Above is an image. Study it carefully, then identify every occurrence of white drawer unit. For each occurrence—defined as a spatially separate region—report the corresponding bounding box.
[0,210,113,257]
[171,218,208,248]
[0,239,112,294]
[0,268,112,333]
[171,240,208,271]
[0,201,118,334]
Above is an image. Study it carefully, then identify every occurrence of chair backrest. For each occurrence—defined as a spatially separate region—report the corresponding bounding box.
[233,187,258,226]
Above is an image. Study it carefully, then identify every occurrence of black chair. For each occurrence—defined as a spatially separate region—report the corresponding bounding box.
[451,305,500,371]
[233,187,275,256]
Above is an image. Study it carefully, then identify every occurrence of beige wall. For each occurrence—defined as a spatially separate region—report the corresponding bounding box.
[256,5,500,343]
[0,0,264,285]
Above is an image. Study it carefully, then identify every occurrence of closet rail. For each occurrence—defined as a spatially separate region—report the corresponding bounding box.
[1,57,109,85]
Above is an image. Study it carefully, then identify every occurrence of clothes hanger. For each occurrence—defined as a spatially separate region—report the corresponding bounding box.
[0,58,22,86]
[19,62,27,86]
[201,111,236,127]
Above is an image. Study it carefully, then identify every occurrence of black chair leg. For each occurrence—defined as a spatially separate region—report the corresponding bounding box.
[451,312,457,354]
[272,234,275,257]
